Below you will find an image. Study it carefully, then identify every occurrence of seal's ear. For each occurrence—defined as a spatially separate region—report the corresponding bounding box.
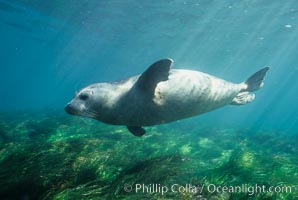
[136,58,173,96]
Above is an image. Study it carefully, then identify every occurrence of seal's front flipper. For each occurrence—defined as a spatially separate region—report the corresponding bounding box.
[136,58,173,97]
[245,67,270,92]
[127,126,146,137]
[231,92,255,105]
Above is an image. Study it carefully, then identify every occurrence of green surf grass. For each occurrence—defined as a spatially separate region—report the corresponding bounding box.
[0,111,297,199]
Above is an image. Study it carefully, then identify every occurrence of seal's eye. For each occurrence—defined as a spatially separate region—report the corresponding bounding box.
[79,93,89,101]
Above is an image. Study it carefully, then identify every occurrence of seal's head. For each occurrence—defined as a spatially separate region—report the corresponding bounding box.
[65,85,100,119]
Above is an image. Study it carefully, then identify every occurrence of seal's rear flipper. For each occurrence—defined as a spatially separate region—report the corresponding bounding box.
[231,66,269,106]
[136,58,173,97]
[127,126,146,137]
[245,66,270,92]
[231,92,255,105]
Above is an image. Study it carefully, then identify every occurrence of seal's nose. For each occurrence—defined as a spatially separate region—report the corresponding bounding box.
[65,103,74,114]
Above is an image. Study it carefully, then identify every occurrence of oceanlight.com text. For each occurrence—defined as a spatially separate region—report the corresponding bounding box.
[123,183,296,196]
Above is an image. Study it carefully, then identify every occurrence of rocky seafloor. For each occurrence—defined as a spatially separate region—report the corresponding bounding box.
[0,110,297,199]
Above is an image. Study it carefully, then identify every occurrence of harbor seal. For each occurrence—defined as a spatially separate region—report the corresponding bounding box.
[65,58,269,137]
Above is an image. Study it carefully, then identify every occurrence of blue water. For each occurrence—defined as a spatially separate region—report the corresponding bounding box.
[1,1,298,199]
[1,0,297,132]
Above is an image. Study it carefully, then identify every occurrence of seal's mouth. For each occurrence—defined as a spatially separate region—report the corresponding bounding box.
[65,103,76,115]
[65,103,97,118]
